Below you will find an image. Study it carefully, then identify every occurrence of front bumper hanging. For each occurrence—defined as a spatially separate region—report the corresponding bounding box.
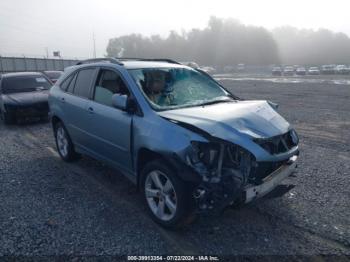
[244,155,298,203]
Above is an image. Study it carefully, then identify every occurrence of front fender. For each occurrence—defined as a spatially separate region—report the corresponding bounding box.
[133,114,207,182]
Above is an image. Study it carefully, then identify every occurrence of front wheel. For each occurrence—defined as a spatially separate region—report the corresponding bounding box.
[141,161,196,228]
[54,122,79,162]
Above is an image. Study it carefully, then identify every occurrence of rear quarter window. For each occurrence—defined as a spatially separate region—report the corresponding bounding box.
[73,69,96,98]
[60,74,75,91]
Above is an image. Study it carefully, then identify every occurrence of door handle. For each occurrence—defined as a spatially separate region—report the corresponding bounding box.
[87,107,94,114]
[60,97,65,103]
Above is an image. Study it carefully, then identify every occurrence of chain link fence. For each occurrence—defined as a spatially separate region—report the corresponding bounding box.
[0,56,79,73]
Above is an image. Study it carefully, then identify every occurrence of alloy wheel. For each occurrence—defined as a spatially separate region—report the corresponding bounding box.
[56,126,69,157]
[145,170,177,221]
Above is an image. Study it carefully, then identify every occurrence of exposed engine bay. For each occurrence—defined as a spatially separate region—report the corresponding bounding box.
[184,133,298,212]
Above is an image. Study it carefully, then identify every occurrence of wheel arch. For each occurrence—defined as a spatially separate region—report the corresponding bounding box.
[51,115,62,130]
[136,147,201,190]
[136,148,169,190]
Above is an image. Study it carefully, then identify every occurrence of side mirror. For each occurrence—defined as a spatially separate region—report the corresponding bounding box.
[112,94,128,111]
[267,100,279,110]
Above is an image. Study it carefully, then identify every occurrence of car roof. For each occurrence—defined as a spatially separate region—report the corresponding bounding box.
[1,72,44,78]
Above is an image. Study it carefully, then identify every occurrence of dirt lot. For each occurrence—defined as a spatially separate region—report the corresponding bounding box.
[0,76,349,259]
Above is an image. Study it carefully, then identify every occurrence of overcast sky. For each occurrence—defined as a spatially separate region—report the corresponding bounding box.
[0,0,349,58]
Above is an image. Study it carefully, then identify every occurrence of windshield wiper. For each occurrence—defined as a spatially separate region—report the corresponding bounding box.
[199,97,235,106]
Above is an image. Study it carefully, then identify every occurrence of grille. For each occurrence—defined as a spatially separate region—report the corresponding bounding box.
[15,102,49,116]
[256,130,298,155]
[33,102,49,111]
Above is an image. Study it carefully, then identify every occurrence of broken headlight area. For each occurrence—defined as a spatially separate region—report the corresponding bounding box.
[254,129,299,155]
[186,141,256,211]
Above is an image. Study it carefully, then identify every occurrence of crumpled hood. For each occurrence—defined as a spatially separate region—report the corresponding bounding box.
[158,100,290,140]
[2,91,49,106]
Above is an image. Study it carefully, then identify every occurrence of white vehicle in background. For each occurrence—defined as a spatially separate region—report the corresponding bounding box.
[200,66,216,75]
[308,67,320,75]
[272,66,282,76]
[296,67,306,76]
[223,65,235,73]
[181,62,216,75]
[321,65,336,74]
[283,66,295,76]
[182,61,199,69]
[237,63,245,72]
[335,65,349,74]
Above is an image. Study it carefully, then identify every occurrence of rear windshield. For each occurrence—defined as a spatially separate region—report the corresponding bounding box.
[1,76,52,94]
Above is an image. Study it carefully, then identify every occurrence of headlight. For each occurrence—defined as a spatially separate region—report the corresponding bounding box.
[253,137,275,154]
[253,129,299,155]
[187,141,220,167]
[267,100,279,110]
[290,129,299,145]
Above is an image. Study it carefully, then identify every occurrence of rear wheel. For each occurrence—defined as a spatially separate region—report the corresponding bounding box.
[54,121,79,162]
[141,160,196,228]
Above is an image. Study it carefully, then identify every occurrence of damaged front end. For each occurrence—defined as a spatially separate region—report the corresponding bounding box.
[186,140,254,211]
[158,100,299,213]
[184,136,298,212]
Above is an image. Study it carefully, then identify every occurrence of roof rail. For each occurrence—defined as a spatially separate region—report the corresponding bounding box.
[117,58,181,65]
[75,58,123,66]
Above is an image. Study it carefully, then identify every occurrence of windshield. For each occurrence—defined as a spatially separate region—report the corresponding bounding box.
[128,67,233,110]
[2,75,51,94]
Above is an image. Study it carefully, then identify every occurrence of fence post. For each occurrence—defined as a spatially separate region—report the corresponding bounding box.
[12,57,16,72]
[23,55,28,71]
[34,58,38,71]
[45,58,49,71]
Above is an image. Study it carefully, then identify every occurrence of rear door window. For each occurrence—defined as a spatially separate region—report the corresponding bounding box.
[73,68,96,99]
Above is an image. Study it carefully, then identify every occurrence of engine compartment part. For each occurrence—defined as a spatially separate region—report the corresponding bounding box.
[185,141,249,211]
[185,140,298,212]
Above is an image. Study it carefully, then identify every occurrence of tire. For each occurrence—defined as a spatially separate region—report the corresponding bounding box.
[141,160,196,229]
[54,121,79,162]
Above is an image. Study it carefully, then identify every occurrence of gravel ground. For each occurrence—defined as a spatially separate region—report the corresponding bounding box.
[0,77,349,259]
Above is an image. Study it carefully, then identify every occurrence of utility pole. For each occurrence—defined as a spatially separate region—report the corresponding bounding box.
[93,32,96,58]
[45,47,49,58]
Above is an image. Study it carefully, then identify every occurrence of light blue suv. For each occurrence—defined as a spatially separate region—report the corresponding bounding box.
[49,58,299,228]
